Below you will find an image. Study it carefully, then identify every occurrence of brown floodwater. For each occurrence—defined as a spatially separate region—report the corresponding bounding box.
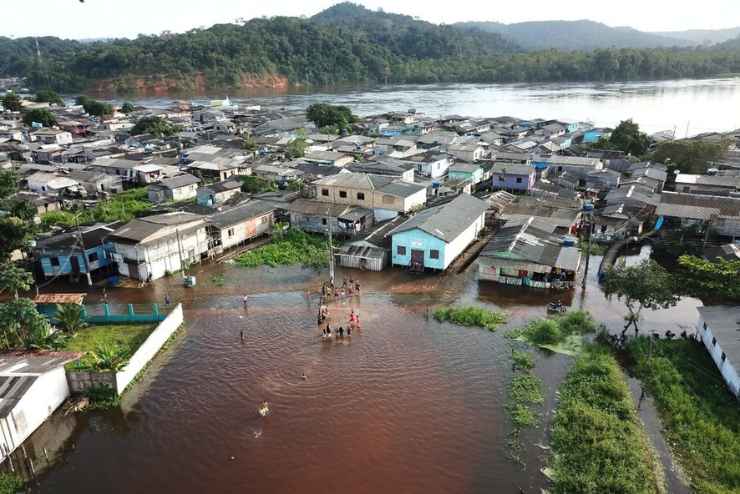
[21,247,701,493]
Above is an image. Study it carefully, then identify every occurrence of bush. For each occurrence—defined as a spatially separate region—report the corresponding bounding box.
[83,384,120,409]
[0,472,24,494]
[526,319,562,345]
[433,305,506,331]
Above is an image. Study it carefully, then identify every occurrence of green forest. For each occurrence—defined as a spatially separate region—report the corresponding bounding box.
[2,3,740,93]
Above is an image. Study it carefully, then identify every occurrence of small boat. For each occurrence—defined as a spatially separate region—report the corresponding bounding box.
[547,302,566,314]
[258,402,270,417]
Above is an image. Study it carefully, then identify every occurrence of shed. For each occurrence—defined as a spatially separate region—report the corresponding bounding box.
[336,241,388,272]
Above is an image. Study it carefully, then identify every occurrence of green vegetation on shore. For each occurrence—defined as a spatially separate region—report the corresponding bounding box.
[550,345,663,494]
[433,306,507,331]
[40,188,152,228]
[235,228,328,268]
[626,338,740,494]
[65,324,154,371]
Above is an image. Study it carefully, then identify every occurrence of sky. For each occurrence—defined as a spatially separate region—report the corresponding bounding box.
[5,0,740,39]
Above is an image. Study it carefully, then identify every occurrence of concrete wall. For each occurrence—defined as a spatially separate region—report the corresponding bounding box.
[115,303,183,394]
[67,304,184,396]
[698,319,740,398]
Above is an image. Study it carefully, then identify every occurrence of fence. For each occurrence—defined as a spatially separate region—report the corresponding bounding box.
[80,303,173,324]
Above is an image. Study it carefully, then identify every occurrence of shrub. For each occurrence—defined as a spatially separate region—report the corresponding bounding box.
[526,319,561,345]
[433,305,506,331]
[0,472,24,494]
[235,228,328,268]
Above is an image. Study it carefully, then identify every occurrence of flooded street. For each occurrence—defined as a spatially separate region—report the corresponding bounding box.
[24,250,702,493]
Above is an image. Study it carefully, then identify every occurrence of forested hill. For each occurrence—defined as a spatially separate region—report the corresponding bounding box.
[456,20,693,50]
[2,2,740,95]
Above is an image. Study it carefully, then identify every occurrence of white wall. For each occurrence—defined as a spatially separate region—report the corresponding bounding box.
[402,188,428,212]
[115,303,184,394]
[0,367,70,461]
[443,213,484,269]
[698,320,740,398]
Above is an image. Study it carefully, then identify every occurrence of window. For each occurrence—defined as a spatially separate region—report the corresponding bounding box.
[51,257,60,266]
[88,252,99,263]
[339,190,347,198]
[397,245,406,256]
[430,250,439,259]
[683,186,691,193]
[703,322,707,330]
[516,177,522,184]
[712,337,717,346]
[321,188,329,196]
[721,352,726,362]
[498,176,505,181]
[322,218,327,225]
[357,192,365,200]
[228,228,235,238]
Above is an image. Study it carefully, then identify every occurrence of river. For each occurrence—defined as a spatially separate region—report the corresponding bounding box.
[129,77,740,137]
[21,246,700,493]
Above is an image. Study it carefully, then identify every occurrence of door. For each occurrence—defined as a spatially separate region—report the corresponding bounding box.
[410,249,424,272]
[70,255,80,274]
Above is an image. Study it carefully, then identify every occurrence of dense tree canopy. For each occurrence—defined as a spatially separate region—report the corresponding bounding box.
[35,89,64,105]
[22,108,57,127]
[120,102,135,114]
[602,119,650,156]
[675,255,740,302]
[306,103,356,133]
[1,4,740,93]
[76,95,113,117]
[1,92,22,111]
[651,139,729,174]
[130,116,180,137]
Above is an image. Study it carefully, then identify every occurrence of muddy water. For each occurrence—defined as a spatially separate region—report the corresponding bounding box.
[25,250,701,493]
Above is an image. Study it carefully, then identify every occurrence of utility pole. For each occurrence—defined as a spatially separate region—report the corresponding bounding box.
[75,213,92,286]
[327,208,335,286]
[581,210,592,290]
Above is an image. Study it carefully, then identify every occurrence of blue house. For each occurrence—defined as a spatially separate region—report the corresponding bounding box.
[35,222,120,285]
[491,163,536,192]
[388,194,488,271]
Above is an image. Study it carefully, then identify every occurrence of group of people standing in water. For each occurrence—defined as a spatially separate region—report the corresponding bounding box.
[320,309,361,340]
[322,277,361,299]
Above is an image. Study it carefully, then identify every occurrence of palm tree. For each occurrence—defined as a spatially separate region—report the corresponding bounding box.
[55,303,87,333]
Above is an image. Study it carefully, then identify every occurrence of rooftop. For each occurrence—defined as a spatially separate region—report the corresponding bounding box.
[389,194,488,242]
[698,306,740,364]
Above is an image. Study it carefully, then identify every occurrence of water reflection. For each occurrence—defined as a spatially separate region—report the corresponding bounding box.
[125,77,740,136]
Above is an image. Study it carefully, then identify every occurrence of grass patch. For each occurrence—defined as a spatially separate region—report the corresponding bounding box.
[64,324,154,371]
[579,240,608,256]
[235,228,328,268]
[210,274,226,286]
[433,305,507,331]
[83,384,120,410]
[550,345,663,494]
[510,310,597,354]
[506,348,544,465]
[626,338,740,494]
[0,472,24,494]
[41,187,152,228]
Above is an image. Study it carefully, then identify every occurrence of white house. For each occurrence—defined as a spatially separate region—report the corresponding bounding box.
[108,212,209,281]
[696,306,740,399]
[206,200,275,254]
[0,352,80,461]
[147,174,200,203]
[406,153,451,179]
[25,172,80,194]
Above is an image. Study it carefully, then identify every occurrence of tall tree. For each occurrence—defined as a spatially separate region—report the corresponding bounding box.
[607,119,650,156]
[35,89,64,105]
[1,92,23,112]
[22,108,57,127]
[602,259,679,335]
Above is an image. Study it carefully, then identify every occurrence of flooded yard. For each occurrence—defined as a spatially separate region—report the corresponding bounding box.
[22,251,702,493]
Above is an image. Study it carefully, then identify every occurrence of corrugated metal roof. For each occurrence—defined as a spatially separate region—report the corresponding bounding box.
[389,194,488,242]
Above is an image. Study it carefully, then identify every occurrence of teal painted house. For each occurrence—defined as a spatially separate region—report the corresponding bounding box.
[389,194,488,271]
[448,163,484,184]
